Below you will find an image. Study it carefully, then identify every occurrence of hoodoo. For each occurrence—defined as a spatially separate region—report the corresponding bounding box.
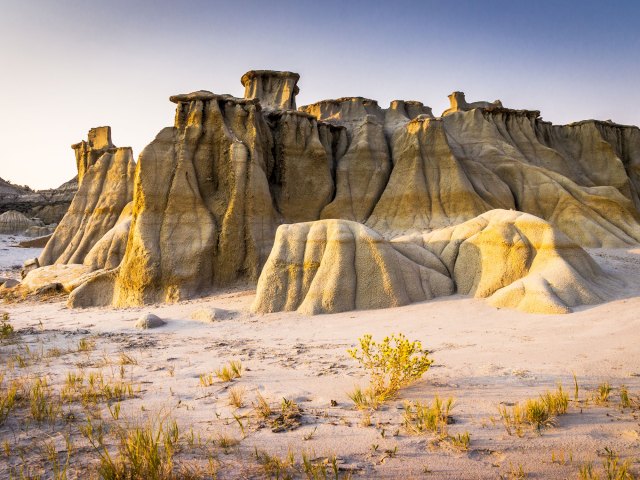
[9,69,638,315]
[241,70,300,110]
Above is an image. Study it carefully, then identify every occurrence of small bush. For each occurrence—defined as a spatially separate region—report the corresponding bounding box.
[348,333,432,404]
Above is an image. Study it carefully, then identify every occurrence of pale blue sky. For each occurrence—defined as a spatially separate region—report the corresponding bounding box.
[1,0,639,189]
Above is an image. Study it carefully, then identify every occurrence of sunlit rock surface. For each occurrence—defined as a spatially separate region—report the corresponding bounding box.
[20,70,638,314]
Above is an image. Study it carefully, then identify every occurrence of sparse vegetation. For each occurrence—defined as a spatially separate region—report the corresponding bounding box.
[1,304,638,478]
[228,385,246,408]
[77,337,96,353]
[619,385,631,408]
[448,431,471,451]
[254,392,272,419]
[347,333,432,407]
[254,448,349,480]
[0,313,15,340]
[199,372,215,387]
[578,448,635,480]
[271,398,303,433]
[347,385,379,410]
[29,376,60,423]
[82,415,179,479]
[214,360,243,382]
[216,433,240,453]
[502,463,528,479]
[119,352,137,365]
[595,382,611,404]
[254,448,296,479]
[403,396,454,436]
[540,383,569,415]
[498,384,570,435]
[0,375,19,426]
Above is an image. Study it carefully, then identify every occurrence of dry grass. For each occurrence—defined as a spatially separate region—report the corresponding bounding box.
[578,448,634,480]
[215,360,243,382]
[228,386,246,408]
[253,392,272,419]
[81,415,179,480]
[0,313,15,341]
[594,382,611,404]
[348,385,379,410]
[498,384,568,435]
[403,396,454,437]
[270,398,302,433]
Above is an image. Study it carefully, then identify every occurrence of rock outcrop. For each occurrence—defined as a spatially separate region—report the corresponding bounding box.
[300,98,391,222]
[442,91,502,116]
[38,131,135,267]
[0,177,76,225]
[252,219,453,315]
[0,210,40,234]
[241,70,300,111]
[19,70,638,316]
[71,91,278,307]
[72,126,116,185]
[253,211,619,315]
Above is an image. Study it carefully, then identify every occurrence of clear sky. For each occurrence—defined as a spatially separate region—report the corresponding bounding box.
[1,0,639,189]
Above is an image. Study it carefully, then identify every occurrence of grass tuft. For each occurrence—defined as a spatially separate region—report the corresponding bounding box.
[403,395,454,437]
[228,386,246,409]
[214,360,243,382]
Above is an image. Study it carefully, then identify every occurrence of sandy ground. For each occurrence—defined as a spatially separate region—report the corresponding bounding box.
[0,242,639,478]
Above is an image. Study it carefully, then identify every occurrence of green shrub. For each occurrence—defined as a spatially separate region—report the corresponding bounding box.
[348,333,432,404]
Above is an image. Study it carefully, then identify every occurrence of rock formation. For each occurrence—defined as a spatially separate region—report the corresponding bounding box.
[252,211,619,314]
[0,177,76,225]
[442,91,502,116]
[11,69,639,316]
[252,219,454,315]
[241,70,300,110]
[72,126,116,185]
[38,130,135,267]
[0,210,40,234]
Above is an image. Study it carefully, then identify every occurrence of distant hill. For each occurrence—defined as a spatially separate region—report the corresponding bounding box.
[0,175,77,224]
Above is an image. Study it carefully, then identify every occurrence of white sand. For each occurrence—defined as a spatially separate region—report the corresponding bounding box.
[0,234,40,279]
[1,247,639,478]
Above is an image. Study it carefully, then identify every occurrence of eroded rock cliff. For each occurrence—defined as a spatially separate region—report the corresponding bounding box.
[39,131,134,267]
[14,69,638,315]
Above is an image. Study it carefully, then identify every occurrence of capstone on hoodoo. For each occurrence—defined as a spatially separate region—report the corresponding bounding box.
[9,69,640,316]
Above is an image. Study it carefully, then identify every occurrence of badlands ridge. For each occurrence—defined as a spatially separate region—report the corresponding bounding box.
[7,70,640,314]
